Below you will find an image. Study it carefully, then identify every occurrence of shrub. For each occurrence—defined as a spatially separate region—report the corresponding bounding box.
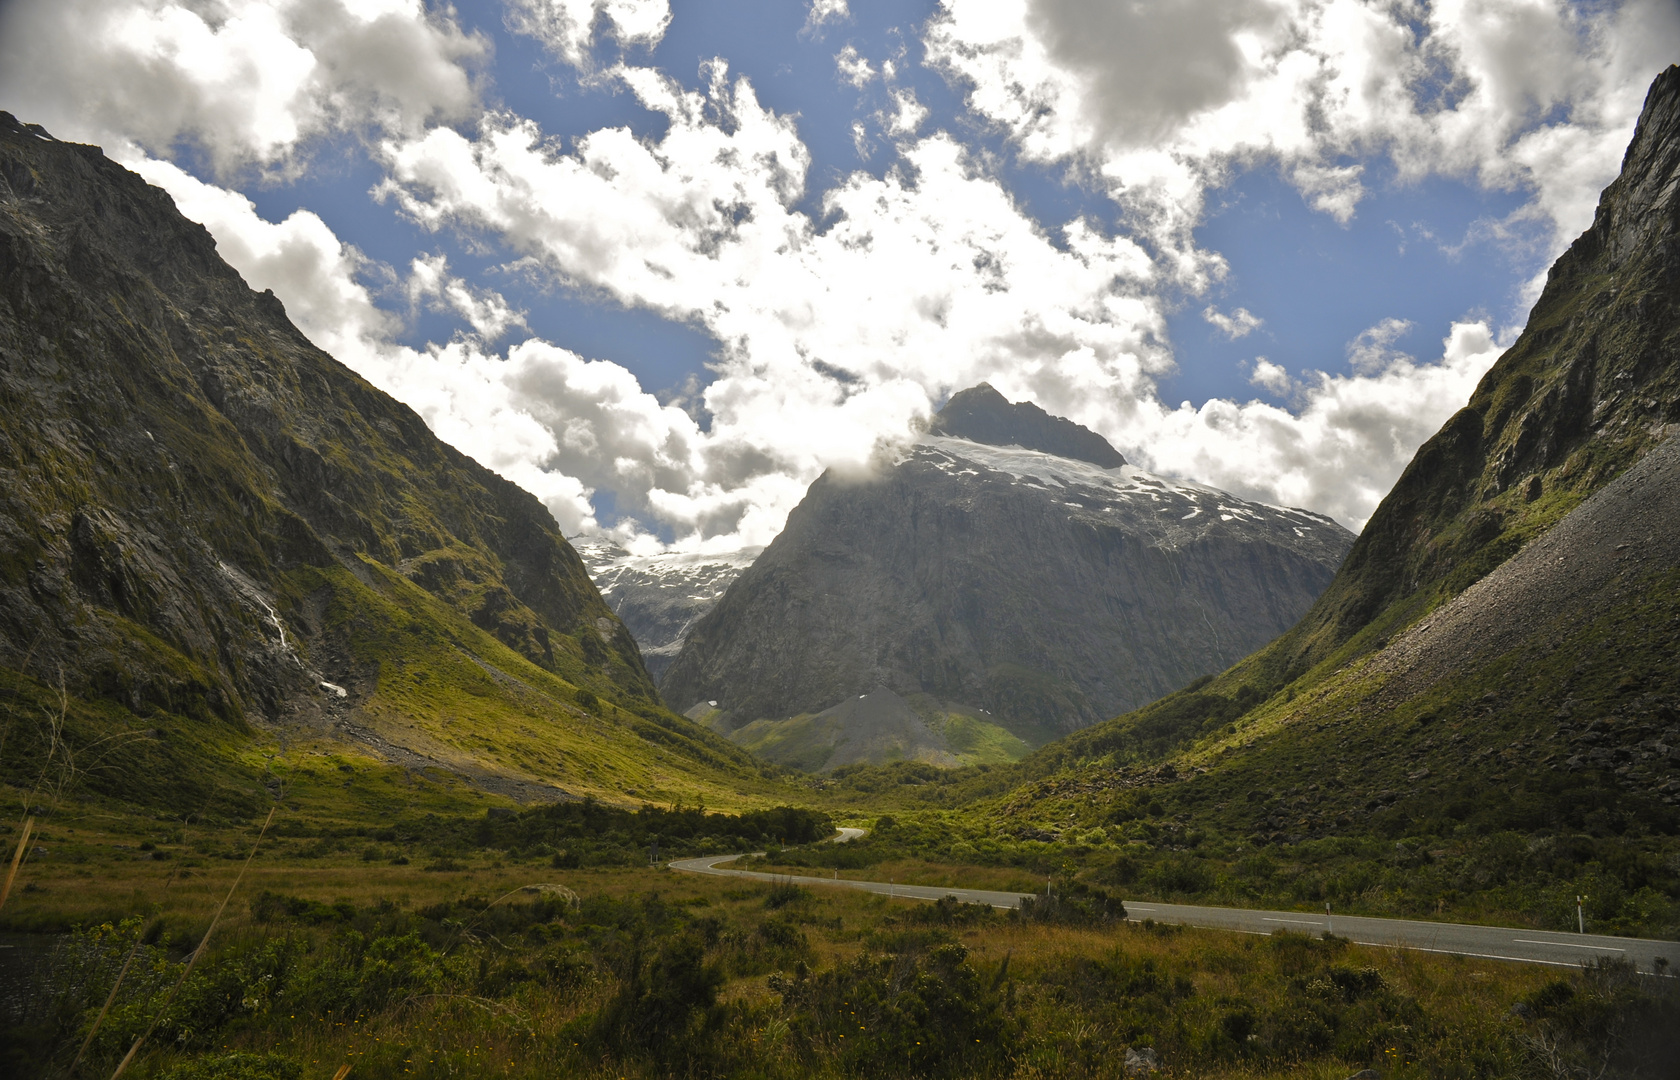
[156,1053,303,1080]
[763,882,808,909]
[770,938,1014,1078]
[590,934,725,1072]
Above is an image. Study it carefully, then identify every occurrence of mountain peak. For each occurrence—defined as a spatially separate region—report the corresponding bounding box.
[929,384,1126,469]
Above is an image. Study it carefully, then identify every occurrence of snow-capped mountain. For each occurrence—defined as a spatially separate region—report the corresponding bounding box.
[661,384,1355,766]
[574,540,761,682]
[916,435,1343,544]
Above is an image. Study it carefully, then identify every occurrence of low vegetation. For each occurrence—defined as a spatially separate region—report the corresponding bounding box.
[4,830,1674,1080]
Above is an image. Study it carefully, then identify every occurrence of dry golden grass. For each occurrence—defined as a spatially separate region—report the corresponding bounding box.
[4,793,1641,1080]
[7,831,1598,1080]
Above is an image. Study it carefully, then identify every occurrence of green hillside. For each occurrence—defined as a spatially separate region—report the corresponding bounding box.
[0,112,788,821]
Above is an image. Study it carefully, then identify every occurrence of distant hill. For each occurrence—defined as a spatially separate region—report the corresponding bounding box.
[0,113,775,815]
[976,67,1680,909]
[663,387,1354,769]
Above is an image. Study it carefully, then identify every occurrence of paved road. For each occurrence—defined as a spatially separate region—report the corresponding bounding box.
[668,853,1679,975]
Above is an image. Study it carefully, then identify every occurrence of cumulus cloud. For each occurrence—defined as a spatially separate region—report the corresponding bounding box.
[10,0,1648,551]
[154,126,1502,537]
[927,0,1680,272]
[850,119,873,159]
[1346,317,1414,375]
[129,156,399,355]
[407,254,528,341]
[129,155,627,532]
[805,0,851,32]
[363,56,1512,537]
[1204,305,1262,339]
[505,0,671,69]
[368,62,1173,544]
[835,45,875,88]
[883,88,928,136]
[1248,357,1294,396]
[1140,321,1509,527]
[0,0,487,174]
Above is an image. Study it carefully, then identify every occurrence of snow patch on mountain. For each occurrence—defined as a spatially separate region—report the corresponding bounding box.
[575,539,761,681]
[917,436,1340,532]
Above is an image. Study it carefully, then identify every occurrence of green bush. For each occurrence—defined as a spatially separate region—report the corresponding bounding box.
[589,934,725,1072]
[156,1053,303,1080]
[770,936,1014,1078]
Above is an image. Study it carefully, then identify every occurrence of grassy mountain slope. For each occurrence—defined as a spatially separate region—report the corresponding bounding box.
[1016,65,1680,779]
[0,113,782,817]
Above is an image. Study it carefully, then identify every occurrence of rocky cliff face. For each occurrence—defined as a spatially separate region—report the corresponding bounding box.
[0,112,656,737]
[929,383,1126,468]
[662,390,1353,747]
[1225,63,1680,689]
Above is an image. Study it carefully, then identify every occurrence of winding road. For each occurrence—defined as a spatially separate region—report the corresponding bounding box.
[669,848,1679,975]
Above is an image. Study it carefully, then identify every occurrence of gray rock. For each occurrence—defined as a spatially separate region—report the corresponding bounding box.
[664,392,1353,747]
[929,382,1125,467]
[1123,1047,1159,1076]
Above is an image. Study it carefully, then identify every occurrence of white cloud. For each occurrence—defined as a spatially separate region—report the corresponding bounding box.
[1204,305,1262,339]
[1346,316,1414,374]
[1248,357,1294,396]
[835,44,875,88]
[883,88,929,136]
[371,63,1173,545]
[806,0,851,32]
[128,154,621,532]
[850,119,873,159]
[18,0,1646,553]
[407,253,528,341]
[505,0,671,69]
[1139,321,1508,528]
[0,0,487,174]
[129,155,399,356]
[366,58,1511,538]
[926,0,1680,272]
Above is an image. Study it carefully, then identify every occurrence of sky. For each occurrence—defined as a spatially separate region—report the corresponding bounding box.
[2,0,1676,552]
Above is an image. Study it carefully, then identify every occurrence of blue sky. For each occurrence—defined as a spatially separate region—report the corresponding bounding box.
[3,0,1675,546]
[229,0,1541,406]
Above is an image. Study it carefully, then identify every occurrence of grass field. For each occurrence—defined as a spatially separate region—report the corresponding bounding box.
[3,805,1676,1080]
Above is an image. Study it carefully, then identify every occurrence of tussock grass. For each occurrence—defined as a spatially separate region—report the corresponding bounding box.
[5,843,1672,1080]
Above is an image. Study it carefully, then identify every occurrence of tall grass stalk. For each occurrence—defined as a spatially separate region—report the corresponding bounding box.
[107,807,276,1080]
[0,814,34,911]
[67,936,143,1077]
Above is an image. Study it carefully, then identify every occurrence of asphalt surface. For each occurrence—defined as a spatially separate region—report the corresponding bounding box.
[668,853,1679,975]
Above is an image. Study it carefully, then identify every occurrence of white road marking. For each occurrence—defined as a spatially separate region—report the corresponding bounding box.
[1355,942,1582,968]
[1261,917,1324,926]
[1511,939,1626,952]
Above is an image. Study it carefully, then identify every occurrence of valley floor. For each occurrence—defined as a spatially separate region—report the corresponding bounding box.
[2,810,1676,1080]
